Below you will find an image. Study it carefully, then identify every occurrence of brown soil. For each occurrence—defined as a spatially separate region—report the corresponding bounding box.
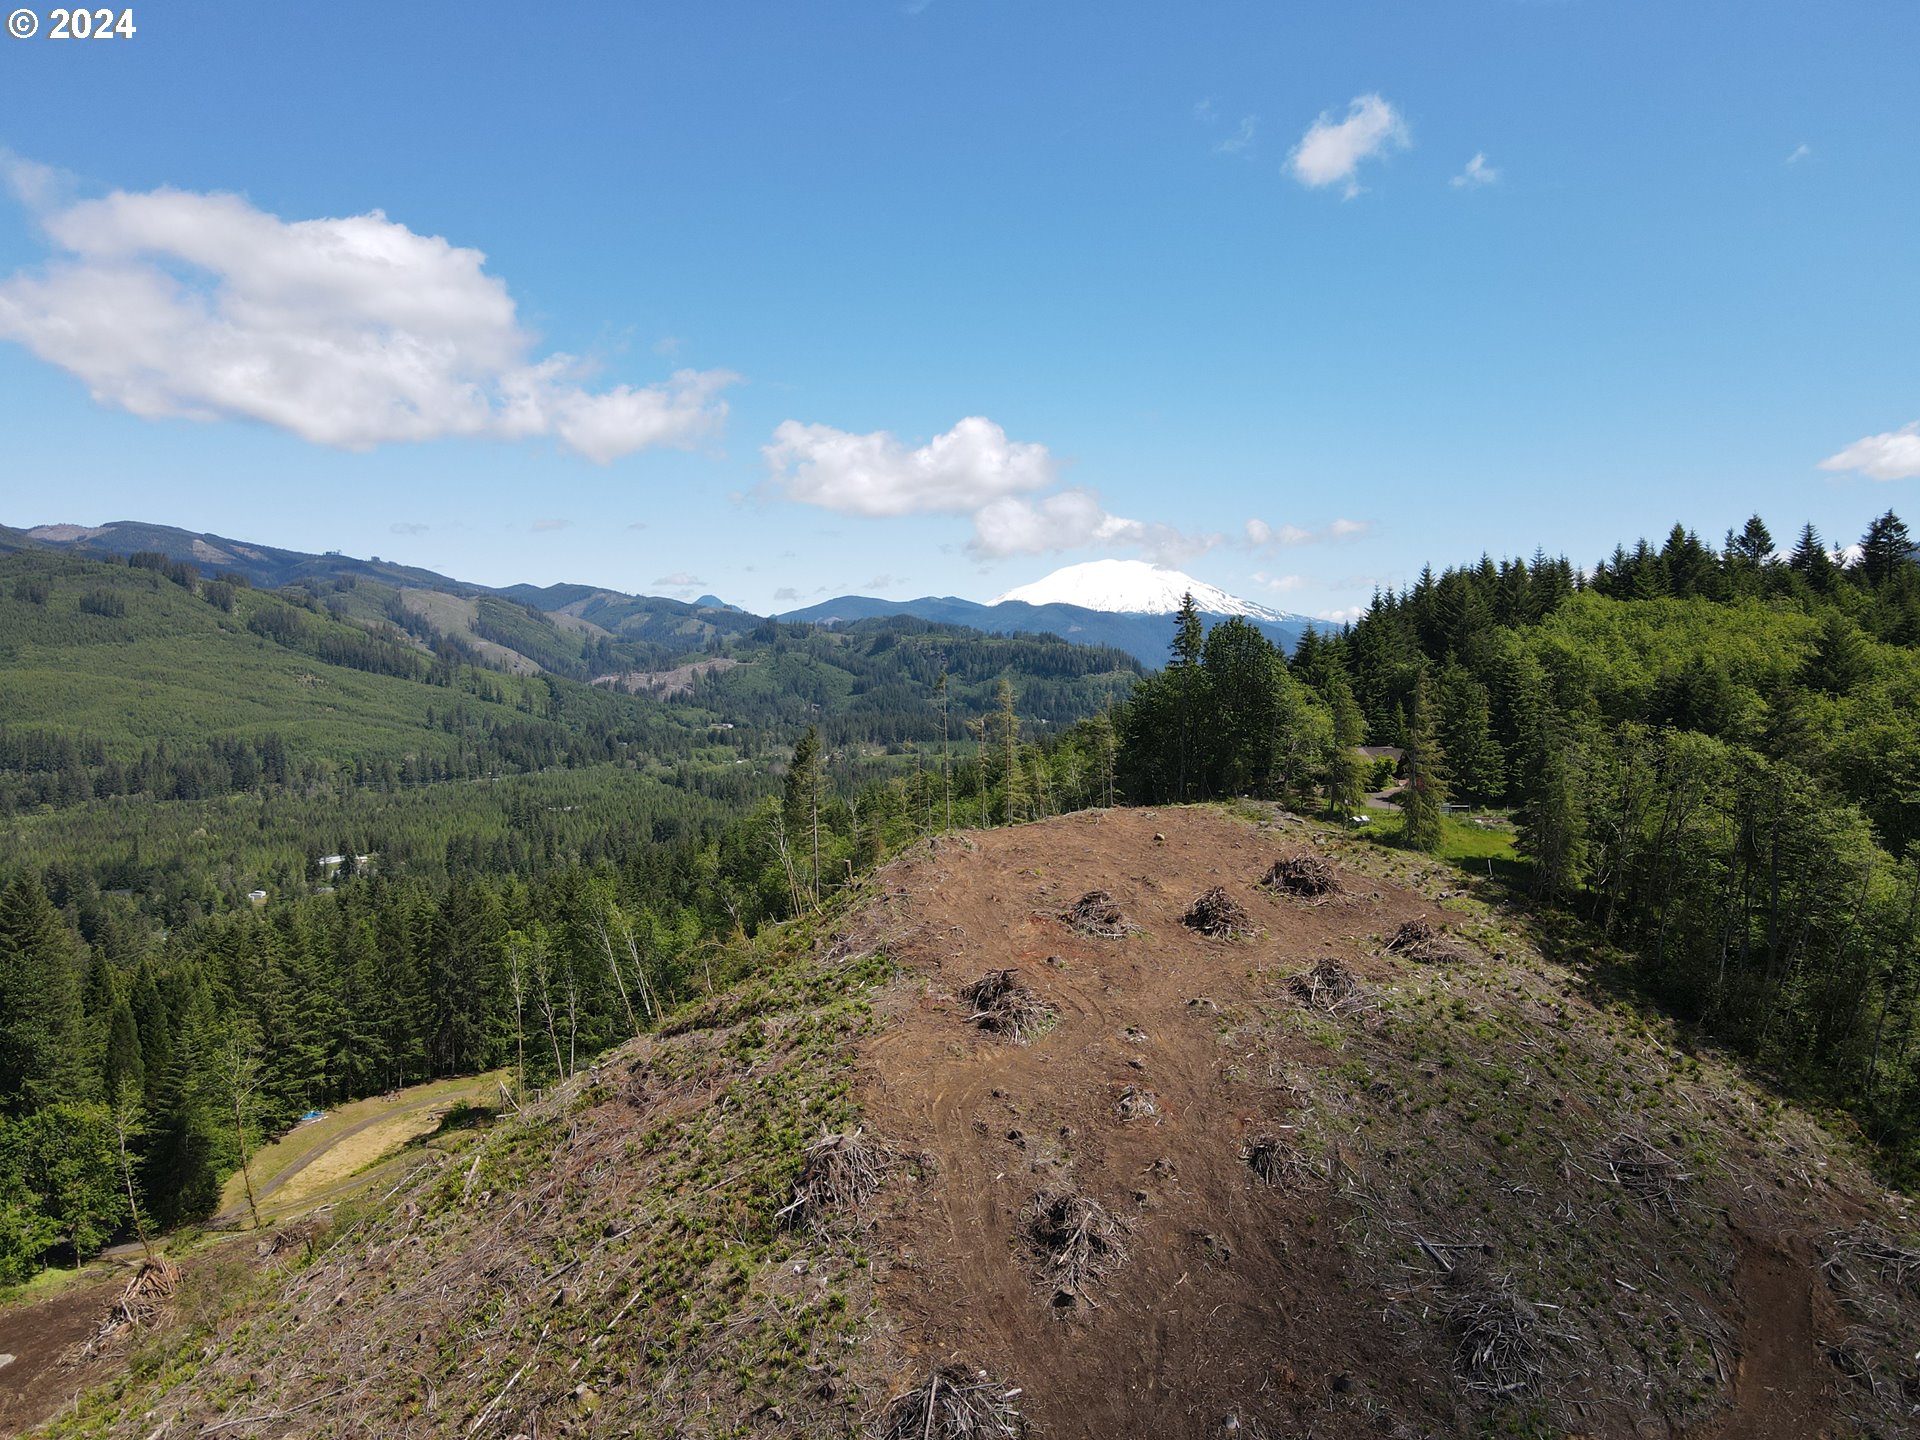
[855,807,1895,1440]
[860,808,1452,1437]
[1698,1229,1835,1440]
[0,1268,134,1436]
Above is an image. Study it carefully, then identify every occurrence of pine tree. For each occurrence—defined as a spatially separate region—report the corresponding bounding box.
[1789,522,1837,591]
[782,726,823,899]
[1400,671,1448,852]
[1170,592,1205,802]
[1858,510,1913,588]
[991,679,1027,824]
[1324,671,1368,818]
[1437,664,1504,806]
[0,875,88,1112]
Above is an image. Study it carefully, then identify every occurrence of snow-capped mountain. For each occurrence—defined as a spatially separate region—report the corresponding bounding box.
[784,561,1312,667]
[990,559,1296,621]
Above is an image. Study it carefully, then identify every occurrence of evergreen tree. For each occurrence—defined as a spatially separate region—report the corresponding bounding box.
[1170,592,1205,802]
[1324,671,1368,818]
[1437,664,1504,806]
[990,678,1027,823]
[1400,671,1448,851]
[1859,510,1914,588]
[0,875,88,1112]
[782,726,823,897]
[1789,522,1837,591]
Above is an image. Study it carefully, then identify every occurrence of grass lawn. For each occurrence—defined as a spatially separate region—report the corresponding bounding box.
[1354,809,1529,882]
[222,1070,507,1223]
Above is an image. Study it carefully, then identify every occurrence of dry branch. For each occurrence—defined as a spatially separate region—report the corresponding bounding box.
[79,1254,181,1358]
[962,970,1056,1043]
[1114,1085,1160,1122]
[1822,1224,1920,1296]
[1383,918,1466,964]
[1241,1133,1312,1189]
[1182,887,1255,940]
[874,1363,1027,1439]
[1262,854,1341,899]
[1287,956,1369,1015]
[1442,1268,1547,1398]
[775,1126,890,1232]
[1021,1188,1130,1306]
[1597,1134,1691,1213]
[1062,890,1133,938]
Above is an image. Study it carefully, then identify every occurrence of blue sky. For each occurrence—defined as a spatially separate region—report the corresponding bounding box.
[2,0,1916,619]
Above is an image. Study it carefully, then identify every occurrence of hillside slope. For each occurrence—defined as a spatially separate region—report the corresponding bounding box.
[26,808,1920,1439]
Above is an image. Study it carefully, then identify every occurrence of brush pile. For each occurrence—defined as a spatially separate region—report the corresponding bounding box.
[1383,918,1466,963]
[79,1254,180,1358]
[1114,1085,1160,1122]
[1261,853,1341,899]
[875,1363,1028,1439]
[1241,1133,1312,1189]
[1063,889,1133,938]
[1287,956,1368,1015]
[775,1126,889,1232]
[1822,1224,1920,1306]
[1442,1267,1548,1398]
[962,969,1056,1043]
[1182,886,1255,940]
[1597,1133,1690,1213]
[1022,1188,1130,1307]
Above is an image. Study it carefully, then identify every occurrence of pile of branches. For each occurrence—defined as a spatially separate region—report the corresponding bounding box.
[1441,1267,1548,1398]
[1822,1224,1920,1316]
[1182,886,1255,940]
[775,1126,890,1232]
[1598,1133,1691,1213]
[1241,1133,1313,1190]
[1383,918,1466,964]
[1063,889,1133,939]
[1114,1085,1160,1122]
[1023,1188,1130,1307]
[1287,956,1369,1015]
[1262,854,1341,900]
[962,969,1056,1043]
[79,1254,181,1358]
[875,1363,1027,1439]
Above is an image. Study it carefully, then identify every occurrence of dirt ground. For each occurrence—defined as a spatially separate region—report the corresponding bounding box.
[854,806,1880,1439]
[0,1265,137,1436]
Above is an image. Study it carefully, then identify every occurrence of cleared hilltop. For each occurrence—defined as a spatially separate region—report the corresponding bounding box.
[17,806,1919,1440]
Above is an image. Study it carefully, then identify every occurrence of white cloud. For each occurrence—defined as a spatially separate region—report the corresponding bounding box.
[1785,143,1812,165]
[1288,94,1409,196]
[1252,571,1308,593]
[390,522,429,536]
[763,415,1056,516]
[0,166,737,461]
[1820,423,1920,482]
[529,518,570,532]
[773,586,800,602]
[1193,98,1218,123]
[1451,153,1499,188]
[1216,115,1258,157]
[1246,516,1370,547]
[1315,605,1369,625]
[653,571,705,587]
[969,490,1212,564]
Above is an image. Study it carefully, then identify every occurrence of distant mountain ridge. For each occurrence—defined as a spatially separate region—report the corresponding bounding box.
[3,519,1314,670]
[780,585,1311,665]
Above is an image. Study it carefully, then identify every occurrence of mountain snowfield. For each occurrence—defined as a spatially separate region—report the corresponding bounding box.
[990,559,1299,620]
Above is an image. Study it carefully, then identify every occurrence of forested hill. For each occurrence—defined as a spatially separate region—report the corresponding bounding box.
[1113,509,1920,1181]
